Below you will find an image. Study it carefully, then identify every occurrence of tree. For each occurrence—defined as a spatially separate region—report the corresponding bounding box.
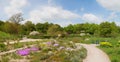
[8,13,24,24]
[36,22,53,34]
[64,24,75,34]
[24,21,35,34]
[0,20,4,31]
[99,22,118,37]
[47,24,63,36]
[110,22,119,37]
[2,22,19,34]
[87,23,98,35]
[73,24,83,34]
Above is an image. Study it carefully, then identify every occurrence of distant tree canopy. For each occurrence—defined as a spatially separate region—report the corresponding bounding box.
[99,22,118,37]
[47,24,63,36]
[0,17,120,37]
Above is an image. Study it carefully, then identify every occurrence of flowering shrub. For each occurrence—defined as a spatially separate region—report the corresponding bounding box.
[17,46,39,56]
[100,42,112,47]
[17,49,30,56]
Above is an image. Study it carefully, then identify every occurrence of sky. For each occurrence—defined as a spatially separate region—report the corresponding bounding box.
[0,0,120,26]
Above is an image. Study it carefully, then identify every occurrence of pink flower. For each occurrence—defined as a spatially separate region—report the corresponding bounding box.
[46,42,52,46]
[53,44,59,47]
[17,48,30,56]
[17,47,39,56]
[30,47,39,51]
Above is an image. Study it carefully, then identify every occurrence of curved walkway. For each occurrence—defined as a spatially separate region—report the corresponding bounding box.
[4,39,42,45]
[81,44,111,62]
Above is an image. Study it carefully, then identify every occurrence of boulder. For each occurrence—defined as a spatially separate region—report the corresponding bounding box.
[29,31,40,35]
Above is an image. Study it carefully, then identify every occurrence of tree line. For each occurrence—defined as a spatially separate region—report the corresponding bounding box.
[0,13,120,37]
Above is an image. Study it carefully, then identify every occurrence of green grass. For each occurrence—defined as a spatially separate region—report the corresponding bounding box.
[60,36,120,62]
[93,36,120,62]
[0,31,18,42]
[99,46,120,62]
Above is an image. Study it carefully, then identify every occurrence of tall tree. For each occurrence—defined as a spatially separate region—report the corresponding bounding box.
[99,22,118,37]
[47,24,63,36]
[24,21,35,34]
[8,13,24,24]
[64,24,75,34]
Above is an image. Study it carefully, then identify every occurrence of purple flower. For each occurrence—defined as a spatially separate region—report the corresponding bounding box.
[17,49,30,56]
[53,44,59,47]
[30,47,39,51]
[46,42,52,46]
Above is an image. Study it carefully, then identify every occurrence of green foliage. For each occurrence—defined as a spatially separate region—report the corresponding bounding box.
[46,47,86,62]
[0,31,11,39]
[99,47,120,62]
[116,41,120,47]
[47,24,63,36]
[0,56,9,62]
[100,42,112,47]
[99,22,118,37]
[1,19,120,38]
[0,43,7,52]
[36,22,53,34]
[11,53,23,59]
[0,39,87,62]
[98,37,120,62]
[2,22,20,34]
[24,21,36,33]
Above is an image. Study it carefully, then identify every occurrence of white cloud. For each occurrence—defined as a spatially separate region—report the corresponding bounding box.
[82,13,103,23]
[96,0,120,11]
[108,12,118,20]
[51,20,73,27]
[4,0,28,17]
[27,6,80,25]
[115,21,120,26]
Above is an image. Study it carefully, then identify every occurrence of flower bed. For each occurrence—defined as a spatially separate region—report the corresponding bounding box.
[0,40,87,62]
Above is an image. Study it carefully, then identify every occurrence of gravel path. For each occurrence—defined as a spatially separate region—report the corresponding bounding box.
[4,39,42,45]
[81,44,111,62]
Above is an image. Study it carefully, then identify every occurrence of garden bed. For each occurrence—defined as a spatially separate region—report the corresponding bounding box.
[0,39,87,62]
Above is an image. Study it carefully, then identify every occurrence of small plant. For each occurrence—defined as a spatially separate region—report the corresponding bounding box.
[0,43,7,52]
[0,56,9,62]
[100,42,112,47]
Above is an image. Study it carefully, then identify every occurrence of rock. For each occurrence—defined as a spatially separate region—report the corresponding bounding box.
[29,31,40,35]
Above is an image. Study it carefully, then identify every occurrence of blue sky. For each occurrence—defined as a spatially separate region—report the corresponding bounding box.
[0,0,120,26]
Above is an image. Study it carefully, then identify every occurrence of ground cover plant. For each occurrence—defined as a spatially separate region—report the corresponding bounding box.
[0,39,87,62]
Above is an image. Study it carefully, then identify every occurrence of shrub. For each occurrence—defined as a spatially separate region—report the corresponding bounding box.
[116,41,120,47]
[0,43,7,52]
[100,42,112,47]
